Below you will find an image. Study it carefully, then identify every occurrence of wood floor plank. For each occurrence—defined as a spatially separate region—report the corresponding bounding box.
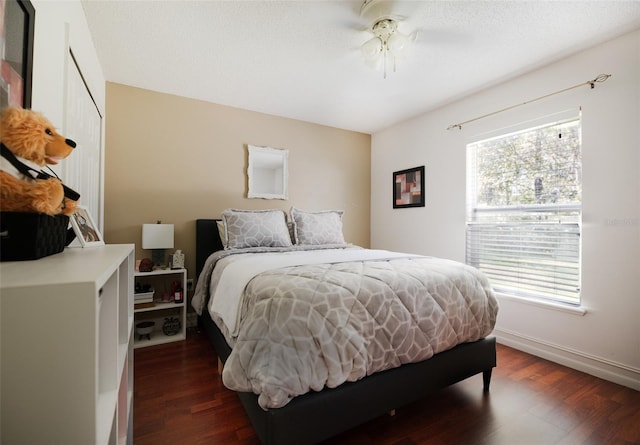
[134,329,640,444]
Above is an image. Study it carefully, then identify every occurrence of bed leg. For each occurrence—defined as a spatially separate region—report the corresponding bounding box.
[217,358,224,376]
[482,369,493,392]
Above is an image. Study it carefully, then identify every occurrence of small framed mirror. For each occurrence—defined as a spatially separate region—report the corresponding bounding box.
[247,145,289,200]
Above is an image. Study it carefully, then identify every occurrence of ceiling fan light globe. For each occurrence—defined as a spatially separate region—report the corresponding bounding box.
[362,36,383,61]
[387,32,409,55]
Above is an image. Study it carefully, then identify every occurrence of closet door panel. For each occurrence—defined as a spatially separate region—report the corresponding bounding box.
[63,51,103,231]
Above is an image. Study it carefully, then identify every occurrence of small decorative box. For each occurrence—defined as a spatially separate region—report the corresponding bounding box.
[0,212,70,261]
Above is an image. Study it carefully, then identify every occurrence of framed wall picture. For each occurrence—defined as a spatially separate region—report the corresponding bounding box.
[393,165,425,208]
[1,0,35,109]
[70,206,105,247]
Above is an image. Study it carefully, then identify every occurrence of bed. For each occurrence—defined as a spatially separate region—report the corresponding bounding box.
[193,210,498,445]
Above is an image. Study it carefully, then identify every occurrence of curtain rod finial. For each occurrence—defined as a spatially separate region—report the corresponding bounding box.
[590,73,611,88]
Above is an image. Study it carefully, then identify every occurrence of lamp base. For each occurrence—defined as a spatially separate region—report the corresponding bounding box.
[151,249,167,269]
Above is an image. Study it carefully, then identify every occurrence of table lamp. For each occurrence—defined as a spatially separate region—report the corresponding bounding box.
[142,222,174,268]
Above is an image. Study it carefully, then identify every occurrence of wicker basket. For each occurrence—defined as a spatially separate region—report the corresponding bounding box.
[0,212,70,261]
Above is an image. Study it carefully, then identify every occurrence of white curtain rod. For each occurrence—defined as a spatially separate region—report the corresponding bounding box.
[446,73,611,131]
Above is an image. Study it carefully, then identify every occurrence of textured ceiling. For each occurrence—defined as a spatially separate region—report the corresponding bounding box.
[81,0,640,134]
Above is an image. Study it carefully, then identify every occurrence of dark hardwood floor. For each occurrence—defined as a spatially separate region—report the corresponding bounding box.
[134,329,640,445]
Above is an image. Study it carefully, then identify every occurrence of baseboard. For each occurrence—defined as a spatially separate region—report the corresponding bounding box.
[494,328,640,391]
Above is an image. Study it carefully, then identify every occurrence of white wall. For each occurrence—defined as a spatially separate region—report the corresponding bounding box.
[371,30,640,390]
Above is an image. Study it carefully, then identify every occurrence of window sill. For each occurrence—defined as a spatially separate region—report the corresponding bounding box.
[495,292,587,316]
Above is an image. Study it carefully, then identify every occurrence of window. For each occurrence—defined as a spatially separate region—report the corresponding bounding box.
[466,113,582,304]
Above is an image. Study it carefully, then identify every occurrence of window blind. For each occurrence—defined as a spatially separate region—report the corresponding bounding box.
[466,115,582,304]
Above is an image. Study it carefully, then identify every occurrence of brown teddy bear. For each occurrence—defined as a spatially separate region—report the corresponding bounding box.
[0,107,79,216]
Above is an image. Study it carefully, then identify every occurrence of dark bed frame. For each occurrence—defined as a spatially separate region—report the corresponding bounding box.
[195,219,496,445]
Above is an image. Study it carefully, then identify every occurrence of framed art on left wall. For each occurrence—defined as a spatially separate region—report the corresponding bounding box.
[1,0,35,109]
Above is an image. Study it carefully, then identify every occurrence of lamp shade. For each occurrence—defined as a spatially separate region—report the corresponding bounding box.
[142,224,174,249]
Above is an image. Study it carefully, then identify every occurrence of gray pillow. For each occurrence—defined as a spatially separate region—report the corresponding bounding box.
[290,207,346,245]
[216,220,227,246]
[222,209,292,249]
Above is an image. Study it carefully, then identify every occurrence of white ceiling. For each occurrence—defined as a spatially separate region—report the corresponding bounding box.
[81,0,640,134]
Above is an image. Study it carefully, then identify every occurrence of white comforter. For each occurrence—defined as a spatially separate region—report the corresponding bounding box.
[193,247,498,409]
[206,248,419,338]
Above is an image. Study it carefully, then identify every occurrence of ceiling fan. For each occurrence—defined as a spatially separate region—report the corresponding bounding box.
[358,0,419,78]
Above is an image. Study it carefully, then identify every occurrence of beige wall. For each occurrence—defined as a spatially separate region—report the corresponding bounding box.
[104,83,371,284]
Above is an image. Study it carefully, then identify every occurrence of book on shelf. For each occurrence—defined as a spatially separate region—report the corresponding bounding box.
[134,289,154,304]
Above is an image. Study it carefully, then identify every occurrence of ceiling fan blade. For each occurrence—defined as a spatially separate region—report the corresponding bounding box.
[337,17,370,32]
[413,28,471,45]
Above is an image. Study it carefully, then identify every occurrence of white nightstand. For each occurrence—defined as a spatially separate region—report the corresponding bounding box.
[133,267,187,348]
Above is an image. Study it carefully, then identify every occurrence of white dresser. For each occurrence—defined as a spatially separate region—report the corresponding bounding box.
[0,244,134,445]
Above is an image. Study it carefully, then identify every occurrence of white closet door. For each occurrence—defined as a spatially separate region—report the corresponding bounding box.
[63,51,103,232]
